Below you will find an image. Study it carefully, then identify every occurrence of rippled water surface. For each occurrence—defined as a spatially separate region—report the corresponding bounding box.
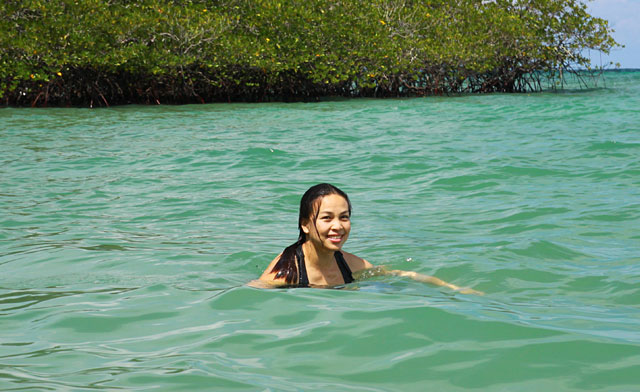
[2,71,639,391]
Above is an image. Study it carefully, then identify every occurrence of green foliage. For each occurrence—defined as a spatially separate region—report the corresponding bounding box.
[0,0,619,106]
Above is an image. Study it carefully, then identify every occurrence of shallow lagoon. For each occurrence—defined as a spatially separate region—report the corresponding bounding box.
[1,71,639,391]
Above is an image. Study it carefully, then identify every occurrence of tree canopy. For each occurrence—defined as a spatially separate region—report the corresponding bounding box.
[0,0,619,106]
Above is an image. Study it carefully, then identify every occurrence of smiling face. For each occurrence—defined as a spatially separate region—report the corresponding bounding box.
[301,193,351,253]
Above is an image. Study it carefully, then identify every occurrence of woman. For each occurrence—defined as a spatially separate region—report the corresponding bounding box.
[257,183,482,294]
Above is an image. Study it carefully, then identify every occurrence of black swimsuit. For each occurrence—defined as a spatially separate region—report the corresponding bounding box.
[295,244,354,287]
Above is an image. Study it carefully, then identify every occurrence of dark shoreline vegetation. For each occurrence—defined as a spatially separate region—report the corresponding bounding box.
[1,0,618,107]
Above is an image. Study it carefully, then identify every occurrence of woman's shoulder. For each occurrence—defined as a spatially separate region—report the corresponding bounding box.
[258,252,285,283]
[340,250,373,273]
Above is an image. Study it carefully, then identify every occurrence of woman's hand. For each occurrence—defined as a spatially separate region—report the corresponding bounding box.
[455,287,484,296]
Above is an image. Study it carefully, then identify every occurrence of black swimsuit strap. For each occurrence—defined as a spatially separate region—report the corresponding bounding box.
[296,245,353,286]
[335,251,354,284]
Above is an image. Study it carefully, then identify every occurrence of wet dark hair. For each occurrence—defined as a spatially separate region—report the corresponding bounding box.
[270,183,352,284]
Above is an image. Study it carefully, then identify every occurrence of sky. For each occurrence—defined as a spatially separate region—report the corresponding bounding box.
[586,0,640,68]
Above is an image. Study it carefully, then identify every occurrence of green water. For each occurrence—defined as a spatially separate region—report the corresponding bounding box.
[1,71,639,391]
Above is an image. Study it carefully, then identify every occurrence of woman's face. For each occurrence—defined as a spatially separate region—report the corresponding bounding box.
[302,194,351,252]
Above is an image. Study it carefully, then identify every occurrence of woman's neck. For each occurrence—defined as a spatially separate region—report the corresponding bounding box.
[302,241,334,268]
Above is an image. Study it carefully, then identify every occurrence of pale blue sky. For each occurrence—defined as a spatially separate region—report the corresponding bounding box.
[587,0,640,68]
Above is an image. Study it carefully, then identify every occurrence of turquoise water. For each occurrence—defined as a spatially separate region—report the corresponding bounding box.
[1,71,639,391]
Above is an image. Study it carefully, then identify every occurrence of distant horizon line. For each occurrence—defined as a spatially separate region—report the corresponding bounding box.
[575,68,640,71]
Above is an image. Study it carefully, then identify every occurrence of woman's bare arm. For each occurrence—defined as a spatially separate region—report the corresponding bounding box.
[356,266,484,295]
